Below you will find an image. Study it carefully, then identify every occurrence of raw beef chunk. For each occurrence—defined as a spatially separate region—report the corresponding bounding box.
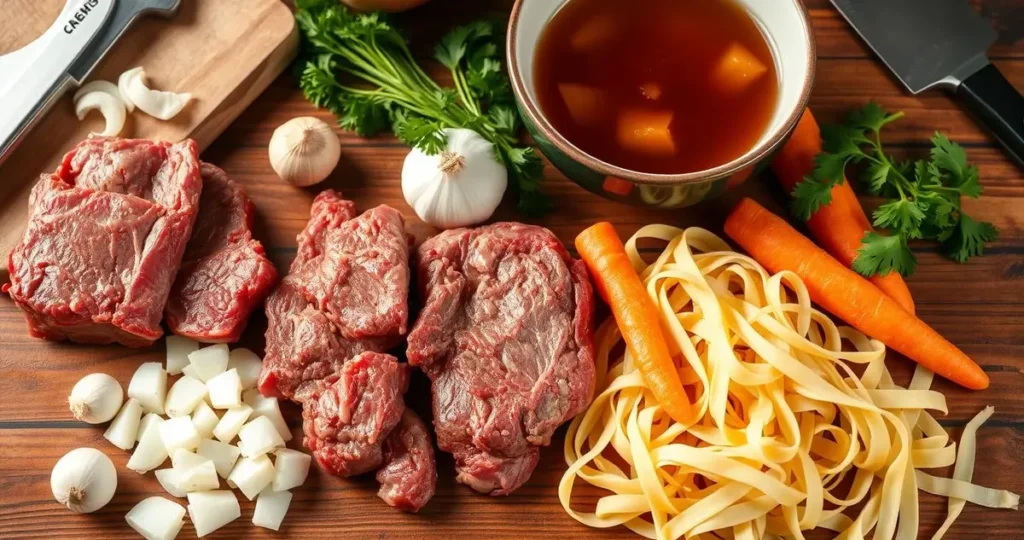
[6,138,201,347]
[376,409,437,512]
[165,163,277,342]
[302,352,409,477]
[259,191,410,401]
[407,223,596,495]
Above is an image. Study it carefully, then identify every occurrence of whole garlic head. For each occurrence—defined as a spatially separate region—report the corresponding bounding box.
[401,128,507,229]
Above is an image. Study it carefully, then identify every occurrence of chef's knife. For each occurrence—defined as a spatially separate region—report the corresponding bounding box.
[830,0,1024,169]
[0,0,181,165]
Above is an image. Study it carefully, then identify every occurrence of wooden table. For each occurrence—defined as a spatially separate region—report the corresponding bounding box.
[1,1,1022,538]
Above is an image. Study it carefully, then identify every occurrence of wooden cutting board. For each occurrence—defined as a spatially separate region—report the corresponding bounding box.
[0,0,298,277]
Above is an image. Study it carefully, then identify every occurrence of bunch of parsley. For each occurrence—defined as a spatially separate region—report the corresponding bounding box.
[791,103,997,277]
[294,0,550,214]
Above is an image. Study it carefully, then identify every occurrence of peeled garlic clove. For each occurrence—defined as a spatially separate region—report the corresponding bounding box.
[51,447,117,513]
[268,117,341,187]
[118,67,142,112]
[68,373,123,424]
[75,90,127,137]
[123,67,192,120]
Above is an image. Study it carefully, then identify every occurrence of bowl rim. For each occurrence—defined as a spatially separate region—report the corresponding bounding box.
[506,0,817,185]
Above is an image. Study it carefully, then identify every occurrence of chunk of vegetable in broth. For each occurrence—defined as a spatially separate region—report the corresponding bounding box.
[558,83,610,127]
[712,42,768,93]
[569,13,616,52]
[639,82,662,101]
[616,109,676,156]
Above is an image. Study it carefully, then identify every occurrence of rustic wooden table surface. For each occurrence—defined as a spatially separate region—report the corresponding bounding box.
[1,0,1022,538]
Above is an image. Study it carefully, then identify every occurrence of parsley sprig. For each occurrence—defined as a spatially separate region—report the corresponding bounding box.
[295,0,551,215]
[791,103,997,277]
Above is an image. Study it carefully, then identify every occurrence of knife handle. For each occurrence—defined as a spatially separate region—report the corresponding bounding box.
[957,63,1024,170]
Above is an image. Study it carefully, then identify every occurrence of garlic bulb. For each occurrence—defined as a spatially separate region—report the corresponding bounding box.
[69,373,124,424]
[269,117,341,186]
[51,447,118,513]
[402,128,507,229]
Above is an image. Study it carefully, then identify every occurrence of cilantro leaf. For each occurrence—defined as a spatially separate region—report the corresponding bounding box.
[392,111,447,154]
[845,102,903,133]
[872,199,925,238]
[790,176,835,220]
[862,161,892,195]
[930,132,982,197]
[853,232,917,277]
[941,214,998,263]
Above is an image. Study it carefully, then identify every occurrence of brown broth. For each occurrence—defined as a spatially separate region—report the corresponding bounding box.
[534,0,779,174]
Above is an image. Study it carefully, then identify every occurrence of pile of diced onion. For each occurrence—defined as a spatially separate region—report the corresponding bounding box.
[98,337,309,539]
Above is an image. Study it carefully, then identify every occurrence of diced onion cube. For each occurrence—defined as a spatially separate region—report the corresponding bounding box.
[227,454,275,500]
[212,405,252,443]
[164,376,208,417]
[197,438,241,479]
[127,415,168,473]
[187,490,240,537]
[137,412,162,442]
[191,401,220,439]
[128,362,168,414]
[169,449,220,492]
[238,416,285,458]
[206,369,242,409]
[160,415,200,454]
[171,448,208,470]
[228,348,264,390]
[243,389,292,442]
[253,488,293,531]
[155,468,188,498]
[187,344,229,383]
[104,398,143,450]
[181,364,199,380]
[272,448,312,492]
[166,336,198,376]
[126,496,186,540]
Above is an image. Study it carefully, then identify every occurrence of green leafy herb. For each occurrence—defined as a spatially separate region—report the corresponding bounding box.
[294,0,550,214]
[790,103,997,277]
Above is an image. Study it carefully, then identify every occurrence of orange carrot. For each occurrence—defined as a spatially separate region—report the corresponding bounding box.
[724,199,988,390]
[772,109,916,315]
[575,223,695,423]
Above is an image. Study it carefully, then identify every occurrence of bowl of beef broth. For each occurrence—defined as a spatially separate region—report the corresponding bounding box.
[508,0,815,208]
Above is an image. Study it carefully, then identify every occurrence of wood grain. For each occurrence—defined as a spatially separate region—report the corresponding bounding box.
[0,0,298,269]
[1,0,1022,538]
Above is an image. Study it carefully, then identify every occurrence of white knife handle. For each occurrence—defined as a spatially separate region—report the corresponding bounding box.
[0,0,116,163]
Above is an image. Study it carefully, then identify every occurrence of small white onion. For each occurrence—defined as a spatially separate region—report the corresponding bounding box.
[50,447,117,513]
[68,373,123,424]
[268,116,341,187]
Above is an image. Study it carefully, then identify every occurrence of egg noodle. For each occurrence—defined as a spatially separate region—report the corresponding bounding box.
[559,225,1018,540]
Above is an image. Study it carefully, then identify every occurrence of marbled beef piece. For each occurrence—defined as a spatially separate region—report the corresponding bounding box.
[165,163,277,343]
[302,352,410,477]
[258,191,410,401]
[6,138,201,347]
[407,223,596,495]
[376,409,437,512]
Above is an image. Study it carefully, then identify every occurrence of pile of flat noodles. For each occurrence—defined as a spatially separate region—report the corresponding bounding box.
[559,225,1018,540]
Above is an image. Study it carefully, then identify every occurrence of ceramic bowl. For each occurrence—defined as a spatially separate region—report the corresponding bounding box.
[507,0,816,208]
